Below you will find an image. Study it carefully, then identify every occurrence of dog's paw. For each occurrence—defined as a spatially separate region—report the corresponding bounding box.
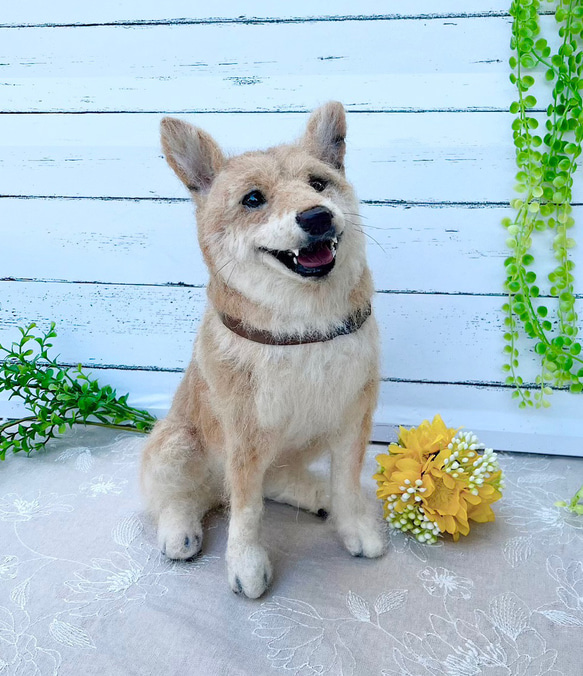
[265,471,330,516]
[306,482,331,517]
[160,531,203,560]
[157,509,203,560]
[227,544,272,599]
[341,519,385,559]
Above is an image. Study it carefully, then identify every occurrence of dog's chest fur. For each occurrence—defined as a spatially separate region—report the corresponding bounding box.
[200,314,378,450]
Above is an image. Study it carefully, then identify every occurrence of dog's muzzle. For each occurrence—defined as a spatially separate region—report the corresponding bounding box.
[296,206,335,239]
[261,206,340,278]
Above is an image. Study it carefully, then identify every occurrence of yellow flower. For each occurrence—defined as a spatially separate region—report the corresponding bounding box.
[392,415,458,462]
[374,418,504,543]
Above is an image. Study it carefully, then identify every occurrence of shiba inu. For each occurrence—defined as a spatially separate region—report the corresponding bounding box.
[141,102,385,598]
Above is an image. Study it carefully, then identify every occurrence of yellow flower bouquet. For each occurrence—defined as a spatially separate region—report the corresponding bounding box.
[374,415,504,543]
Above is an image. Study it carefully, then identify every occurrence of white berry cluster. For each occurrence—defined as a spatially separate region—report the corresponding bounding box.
[442,432,505,495]
[384,494,441,544]
[382,430,504,544]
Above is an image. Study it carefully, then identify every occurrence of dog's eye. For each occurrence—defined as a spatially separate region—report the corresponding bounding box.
[309,176,328,193]
[242,190,266,209]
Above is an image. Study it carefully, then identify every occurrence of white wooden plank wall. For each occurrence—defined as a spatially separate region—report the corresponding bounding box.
[0,2,581,455]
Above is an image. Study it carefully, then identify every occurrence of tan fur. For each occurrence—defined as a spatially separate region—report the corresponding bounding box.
[141,102,385,598]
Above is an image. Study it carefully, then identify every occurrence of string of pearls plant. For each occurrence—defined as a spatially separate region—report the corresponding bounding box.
[503,0,583,407]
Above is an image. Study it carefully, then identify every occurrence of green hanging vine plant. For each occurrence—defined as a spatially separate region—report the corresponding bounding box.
[503,0,583,408]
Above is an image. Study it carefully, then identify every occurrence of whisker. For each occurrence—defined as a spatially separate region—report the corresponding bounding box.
[345,221,387,254]
[354,222,385,231]
[343,211,369,220]
[345,218,385,234]
[361,230,387,254]
[343,213,385,230]
[226,261,238,287]
[215,258,236,275]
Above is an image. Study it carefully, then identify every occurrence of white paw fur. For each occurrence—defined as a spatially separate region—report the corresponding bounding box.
[337,512,385,558]
[157,507,203,560]
[227,543,272,599]
[264,470,330,515]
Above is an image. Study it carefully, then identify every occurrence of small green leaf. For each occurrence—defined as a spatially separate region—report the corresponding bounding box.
[0,322,157,456]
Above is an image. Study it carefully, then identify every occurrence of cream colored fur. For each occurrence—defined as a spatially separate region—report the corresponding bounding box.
[140,102,385,599]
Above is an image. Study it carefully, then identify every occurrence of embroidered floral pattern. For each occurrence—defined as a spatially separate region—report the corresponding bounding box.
[0,430,581,674]
[0,556,19,582]
[500,485,583,546]
[418,566,473,600]
[538,556,583,628]
[250,591,564,676]
[64,547,168,617]
[79,475,127,498]
[386,528,443,563]
[0,493,74,522]
[0,605,61,675]
[55,447,95,473]
[387,593,560,676]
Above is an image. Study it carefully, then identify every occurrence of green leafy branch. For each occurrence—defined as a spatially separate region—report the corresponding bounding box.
[0,322,157,460]
[503,0,583,407]
[555,484,583,513]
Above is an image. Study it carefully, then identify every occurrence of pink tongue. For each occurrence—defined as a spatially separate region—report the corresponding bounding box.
[297,246,334,268]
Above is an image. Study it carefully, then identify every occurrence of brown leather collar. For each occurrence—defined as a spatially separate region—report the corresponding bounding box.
[218,303,372,346]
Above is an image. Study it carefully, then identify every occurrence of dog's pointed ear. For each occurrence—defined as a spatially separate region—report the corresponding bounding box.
[160,117,225,195]
[302,101,347,172]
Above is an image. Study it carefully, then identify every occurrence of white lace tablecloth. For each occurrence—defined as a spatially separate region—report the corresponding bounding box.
[0,427,581,675]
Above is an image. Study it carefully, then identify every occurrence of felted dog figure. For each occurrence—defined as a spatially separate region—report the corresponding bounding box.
[141,102,385,598]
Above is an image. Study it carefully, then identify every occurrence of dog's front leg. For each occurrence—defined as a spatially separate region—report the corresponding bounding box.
[225,433,275,599]
[330,383,385,558]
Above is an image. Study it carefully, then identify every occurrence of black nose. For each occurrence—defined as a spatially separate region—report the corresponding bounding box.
[295,206,334,238]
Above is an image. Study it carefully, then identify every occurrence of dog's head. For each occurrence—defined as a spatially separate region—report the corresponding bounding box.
[160,102,367,308]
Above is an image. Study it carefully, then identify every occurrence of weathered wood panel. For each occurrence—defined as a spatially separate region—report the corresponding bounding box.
[0,17,537,112]
[374,380,581,455]
[1,280,573,385]
[0,2,529,27]
[1,4,580,455]
[1,373,578,455]
[5,112,581,203]
[3,198,581,297]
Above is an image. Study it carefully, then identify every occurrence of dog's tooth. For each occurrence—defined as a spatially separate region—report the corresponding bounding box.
[290,249,300,256]
[332,237,338,244]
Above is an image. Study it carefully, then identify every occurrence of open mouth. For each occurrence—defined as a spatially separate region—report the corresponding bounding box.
[261,236,339,278]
